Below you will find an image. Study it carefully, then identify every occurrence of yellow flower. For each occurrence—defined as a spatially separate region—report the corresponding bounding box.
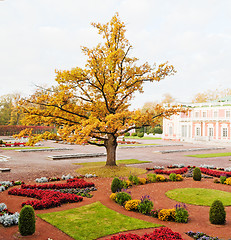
[125,200,141,211]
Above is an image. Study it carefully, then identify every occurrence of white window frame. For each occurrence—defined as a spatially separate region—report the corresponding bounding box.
[202,112,207,118]
[196,127,201,136]
[213,111,218,118]
[226,111,230,118]
[195,112,199,118]
[222,128,228,137]
[208,127,214,137]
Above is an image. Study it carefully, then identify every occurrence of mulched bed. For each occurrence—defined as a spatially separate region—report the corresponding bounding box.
[1,176,231,240]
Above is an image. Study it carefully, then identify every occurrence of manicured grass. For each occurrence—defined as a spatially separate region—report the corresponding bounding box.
[0,146,51,150]
[119,143,158,147]
[74,159,151,167]
[125,136,161,140]
[166,188,231,206]
[75,165,146,177]
[38,202,161,240]
[186,152,231,158]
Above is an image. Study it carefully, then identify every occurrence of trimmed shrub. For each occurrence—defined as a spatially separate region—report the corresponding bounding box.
[137,132,144,138]
[154,127,162,134]
[193,167,201,181]
[111,177,123,193]
[209,200,226,225]
[124,132,130,136]
[18,205,35,236]
[175,206,188,223]
[115,192,132,206]
[220,175,227,184]
[128,175,139,185]
[147,173,156,183]
[131,132,137,137]
[137,196,153,215]
[169,173,176,181]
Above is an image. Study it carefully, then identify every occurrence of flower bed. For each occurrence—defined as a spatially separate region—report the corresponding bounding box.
[0,203,19,227]
[106,227,184,240]
[1,142,26,147]
[186,231,222,240]
[153,167,188,175]
[8,188,83,210]
[0,180,24,192]
[200,168,231,178]
[21,178,94,190]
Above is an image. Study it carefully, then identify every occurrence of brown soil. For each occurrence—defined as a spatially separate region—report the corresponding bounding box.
[1,177,231,240]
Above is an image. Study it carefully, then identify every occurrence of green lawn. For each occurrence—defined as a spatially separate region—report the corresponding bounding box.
[125,136,162,140]
[166,188,231,206]
[38,202,162,240]
[75,165,146,177]
[0,146,51,150]
[186,152,231,158]
[74,159,151,167]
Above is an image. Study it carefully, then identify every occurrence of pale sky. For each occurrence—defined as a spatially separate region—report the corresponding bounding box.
[1,0,231,109]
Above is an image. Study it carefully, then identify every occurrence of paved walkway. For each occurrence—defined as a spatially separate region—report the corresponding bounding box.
[0,139,231,181]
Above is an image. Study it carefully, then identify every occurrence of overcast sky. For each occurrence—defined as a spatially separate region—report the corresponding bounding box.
[1,0,231,109]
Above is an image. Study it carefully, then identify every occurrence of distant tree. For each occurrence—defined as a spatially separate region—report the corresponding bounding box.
[18,13,183,166]
[161,93,175,104]
[0,93,23,125]
[192,88,231,103]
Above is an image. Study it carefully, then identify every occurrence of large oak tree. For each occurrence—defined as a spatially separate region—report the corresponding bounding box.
[19,13,182,166]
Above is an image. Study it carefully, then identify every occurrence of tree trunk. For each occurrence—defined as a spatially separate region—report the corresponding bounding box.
[105,134,117,166]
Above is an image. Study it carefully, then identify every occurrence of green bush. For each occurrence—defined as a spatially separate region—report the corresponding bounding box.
[18,205,36,236]
[128,175,139,185]
[137,196,153,215]
[154,127,162,134]
[169,173,177,181]
[111,177,123,193]
[115,192,132,206]
[209,200,226,225]
[175,207,189,223]
[147,173,156,183]
[220,176,227,184]
[137,132,144,138]
[124,132,130,136]
[193,167,201,181]
[131,132,137,136]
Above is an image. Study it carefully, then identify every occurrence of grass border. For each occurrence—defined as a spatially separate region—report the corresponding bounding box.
[186,152,231,158]
[165,188,231,206]
[38,202,162,240]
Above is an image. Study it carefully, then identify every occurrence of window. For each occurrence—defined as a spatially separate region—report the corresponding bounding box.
[203,112,206,118]
[226,111,230,118]
[181,125,187,137]
[195,112,199,118]
[209,128,214,137]
[196,127,201,136]
[222,128,228,137]
[214,111,218,118]
[169,126,173,136]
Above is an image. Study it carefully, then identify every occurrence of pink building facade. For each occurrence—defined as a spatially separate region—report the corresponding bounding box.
[163,100,231,142]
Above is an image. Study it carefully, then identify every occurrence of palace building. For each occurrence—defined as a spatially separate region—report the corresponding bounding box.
[162,96,231,142]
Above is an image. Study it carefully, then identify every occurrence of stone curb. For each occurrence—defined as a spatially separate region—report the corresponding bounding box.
[47,152,106,160]
[154,147,225,154]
